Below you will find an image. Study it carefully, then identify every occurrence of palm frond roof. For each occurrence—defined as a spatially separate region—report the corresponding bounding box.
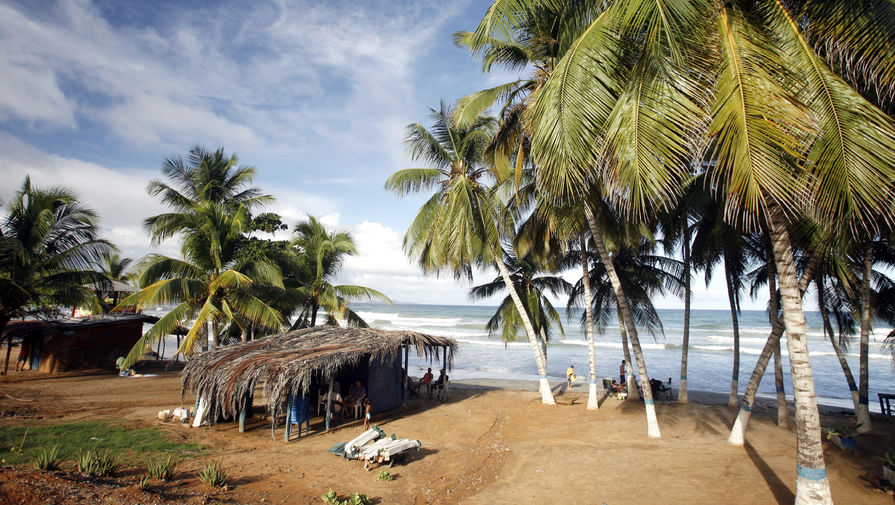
[180,326,456,428]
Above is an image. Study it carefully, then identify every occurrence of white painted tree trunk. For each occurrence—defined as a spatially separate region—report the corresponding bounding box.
[769,256,790,428]
[581,238,599,410]
[729,244,818,445]
[617,304,639,401]
[495,255,555,405]
[586,206,658,438]
[857,245,872,434]
[768,206,833,505]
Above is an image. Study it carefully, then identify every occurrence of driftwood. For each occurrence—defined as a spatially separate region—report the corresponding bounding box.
[181,326,456,432]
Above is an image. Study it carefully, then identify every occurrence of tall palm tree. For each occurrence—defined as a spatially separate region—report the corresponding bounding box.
[0,177,112,340]
[485,1,895,500]
[289,216,391,328]
[385,102,557,405]
[117,148,284,367]
[469,247,571,352]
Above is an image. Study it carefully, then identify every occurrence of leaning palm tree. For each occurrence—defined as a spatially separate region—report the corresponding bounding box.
[386,102,557,404]
[289,216,391,328]
[478,1,895,500]
[0,177,112,345]
[117,148,284,367]
[469,248,571,352]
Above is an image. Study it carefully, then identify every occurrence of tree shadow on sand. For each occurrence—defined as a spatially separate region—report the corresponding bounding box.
[745,442,795,505]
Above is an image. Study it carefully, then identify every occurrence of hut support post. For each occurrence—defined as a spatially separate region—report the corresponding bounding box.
[401,345,408,407]
[3,336,12,374]
[442,345,449,400]
[325,375,334,432]
[239,393,251,433]
[284,394,293,442]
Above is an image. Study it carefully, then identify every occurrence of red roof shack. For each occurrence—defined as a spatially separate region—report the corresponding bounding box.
[2,316,152,373]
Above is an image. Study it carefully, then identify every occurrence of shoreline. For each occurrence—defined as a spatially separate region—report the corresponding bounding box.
[450,377,861,416]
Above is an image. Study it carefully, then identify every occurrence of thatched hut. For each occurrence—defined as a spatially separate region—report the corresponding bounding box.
[181,326,456,437]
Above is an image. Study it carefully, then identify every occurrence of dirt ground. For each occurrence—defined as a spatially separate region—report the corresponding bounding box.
[2,363,894,505]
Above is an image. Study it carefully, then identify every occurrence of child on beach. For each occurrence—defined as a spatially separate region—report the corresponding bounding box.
[362,398,372,430]
[566,365,576,389]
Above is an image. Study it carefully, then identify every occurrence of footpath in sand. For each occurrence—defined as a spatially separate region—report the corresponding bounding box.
[1,368,893,504]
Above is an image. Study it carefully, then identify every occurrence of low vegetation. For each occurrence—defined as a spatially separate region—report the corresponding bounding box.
[196,460,229,488]
[146,454,178,481]
[321,489,370,505]
[76,449,120,477]
[0,421,205,467]
[31,445,62,471]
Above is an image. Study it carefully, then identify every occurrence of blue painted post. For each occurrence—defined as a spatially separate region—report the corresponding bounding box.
[284,394,293,442]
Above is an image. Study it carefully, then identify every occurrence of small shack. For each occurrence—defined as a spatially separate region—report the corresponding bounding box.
[181,326,456,438]
[2,315,154,373]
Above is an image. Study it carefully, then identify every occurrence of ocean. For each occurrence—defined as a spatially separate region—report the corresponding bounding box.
[143,303,895,413]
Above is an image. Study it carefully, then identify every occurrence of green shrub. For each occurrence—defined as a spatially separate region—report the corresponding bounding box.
[197,460,229,488]
[138,474,151,490]
[147,455,178,481]
[32,445,63,471]
[76,449,119,477]
[322,489,370,505]
[376,470,393,481]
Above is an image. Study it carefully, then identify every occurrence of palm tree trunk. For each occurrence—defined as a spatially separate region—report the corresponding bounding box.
[1,318,11,374]
[494,254,555,405]
[586,206,658,437]
[725,255,741,407]
[818,279,861,423]
[581,237,599,410]
[202,320,210,352]
[678,225,691,404]
[728,243,818,445]
[617,306,639,401]
[770,259,789,428]
[767,205,832,505]
[311,303,319,328]
[857,243,872,434]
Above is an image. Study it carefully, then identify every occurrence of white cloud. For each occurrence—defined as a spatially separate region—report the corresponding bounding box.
[339,220,482,304]
[0,133,174,260]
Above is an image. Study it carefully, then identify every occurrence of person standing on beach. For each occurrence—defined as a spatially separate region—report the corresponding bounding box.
[362,398,372,430]
[619,360,626,386]
[566,365,576,389]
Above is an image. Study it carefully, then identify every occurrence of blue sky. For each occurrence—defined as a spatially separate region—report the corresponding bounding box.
[0,0,756,309]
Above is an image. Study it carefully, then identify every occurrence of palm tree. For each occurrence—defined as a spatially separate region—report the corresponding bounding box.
[116,148,284,367]
[469,247,571,354]
[289,216,390,328]
[94,252,134,310]
[385,102,557,405]
[691,200,756,407]
[0,177,112,352]
[484,1,895,499]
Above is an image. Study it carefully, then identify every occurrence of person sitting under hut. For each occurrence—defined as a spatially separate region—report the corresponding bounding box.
[324,389,344,421]
[347,379,366,404]
[420,367,434,395]
[402,367,419,396]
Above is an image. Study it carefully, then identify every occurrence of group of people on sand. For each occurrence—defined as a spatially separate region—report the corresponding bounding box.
[565,360,631,395]
[403,367,447,398]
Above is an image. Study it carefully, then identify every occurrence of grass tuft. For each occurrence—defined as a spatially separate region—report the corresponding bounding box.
[31,445,63,471]
[147,454,178,481]
[196,460,229,488]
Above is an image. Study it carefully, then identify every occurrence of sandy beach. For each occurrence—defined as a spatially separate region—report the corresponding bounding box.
[1,360,894,505]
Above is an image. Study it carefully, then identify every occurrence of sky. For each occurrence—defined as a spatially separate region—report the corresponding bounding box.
[0,0,763,310]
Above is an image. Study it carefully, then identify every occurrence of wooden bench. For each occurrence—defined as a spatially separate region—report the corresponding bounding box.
[879,393,895,418]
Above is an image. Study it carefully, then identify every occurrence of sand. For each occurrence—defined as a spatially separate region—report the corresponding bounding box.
[1,363,894,504]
